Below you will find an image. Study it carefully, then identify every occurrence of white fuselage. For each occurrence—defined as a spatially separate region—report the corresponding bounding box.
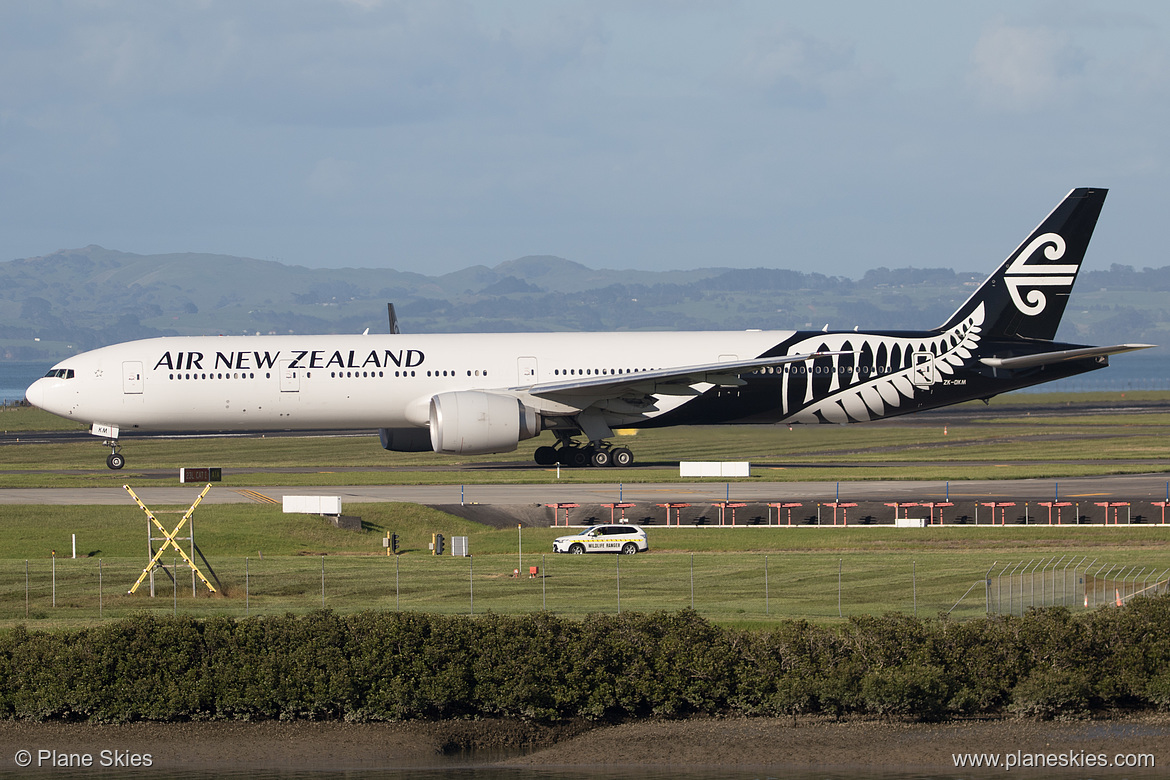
[25,331,793,432]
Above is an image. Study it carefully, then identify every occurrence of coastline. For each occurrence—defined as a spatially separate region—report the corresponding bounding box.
[1,715,1166,773]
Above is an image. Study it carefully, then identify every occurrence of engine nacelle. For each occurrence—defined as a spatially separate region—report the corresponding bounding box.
[429,391,540,455]
[378,427,433,452]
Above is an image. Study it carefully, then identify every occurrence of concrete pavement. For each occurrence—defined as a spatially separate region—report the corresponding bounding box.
[3,474,1170,506]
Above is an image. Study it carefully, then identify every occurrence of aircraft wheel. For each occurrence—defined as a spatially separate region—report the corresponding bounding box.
[534,446,557,466]
[590,449,611,468]
[569,449,590,468]
[611,447,633,467]
[107,452,125,470]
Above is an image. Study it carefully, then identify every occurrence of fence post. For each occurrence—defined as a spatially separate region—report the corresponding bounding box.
[996,563,1004,613]
[1100,564,1116,605]
[984,561,997,615]
[690,553,694,610]
[1064,557,1081,607]
[542,554,546,611]
[99,558,103,618]
[470,555,474,615]
[1008,561,1026,616]
[395,552,400,612]
[616,552,621,615]
[765,555,769,616]
[1052,555,1066,606]
[1043,554,1053,608]
[245,557,250,617]
[25,560,29,618]
[1114,565,1126,604]
[320,555,325,609]
[1131,567,1147,601]
[912,560,917,618]
[1077,557,1093,608]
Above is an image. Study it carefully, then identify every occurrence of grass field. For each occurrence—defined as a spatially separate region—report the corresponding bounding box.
[3,392,1169,631]
[2,501,1167,631]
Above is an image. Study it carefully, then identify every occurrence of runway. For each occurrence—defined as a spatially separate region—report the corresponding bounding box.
[3,473,1170,506]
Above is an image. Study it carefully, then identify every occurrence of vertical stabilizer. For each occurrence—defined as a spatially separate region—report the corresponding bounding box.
[938,188,1107,341]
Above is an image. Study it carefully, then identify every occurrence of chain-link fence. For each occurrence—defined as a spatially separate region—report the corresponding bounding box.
[6,552,1167,628]
[987,557,1170,615]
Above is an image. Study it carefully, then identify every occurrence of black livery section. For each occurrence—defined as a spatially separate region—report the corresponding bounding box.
[940,187,1106,342]
[618,188,1145,434]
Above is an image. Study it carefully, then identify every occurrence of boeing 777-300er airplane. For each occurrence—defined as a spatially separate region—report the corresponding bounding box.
[25,187,1153,470]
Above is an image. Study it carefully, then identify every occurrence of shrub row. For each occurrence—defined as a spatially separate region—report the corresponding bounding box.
[2,599,1170,723]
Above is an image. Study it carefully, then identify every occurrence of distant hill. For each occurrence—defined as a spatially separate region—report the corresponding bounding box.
[1,246,1166,361]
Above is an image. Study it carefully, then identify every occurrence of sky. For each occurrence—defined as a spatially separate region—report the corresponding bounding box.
[2,1,1168,278]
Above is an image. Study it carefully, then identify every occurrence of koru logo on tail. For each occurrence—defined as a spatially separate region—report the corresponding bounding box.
[1004,232,1077,316]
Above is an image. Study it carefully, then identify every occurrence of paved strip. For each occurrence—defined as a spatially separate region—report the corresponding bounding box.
[3,474,1170,506]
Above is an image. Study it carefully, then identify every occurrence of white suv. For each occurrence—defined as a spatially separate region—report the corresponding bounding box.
[553,524,649,555]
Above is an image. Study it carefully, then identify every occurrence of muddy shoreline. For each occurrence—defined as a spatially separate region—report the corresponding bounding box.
[1,715,1166,773]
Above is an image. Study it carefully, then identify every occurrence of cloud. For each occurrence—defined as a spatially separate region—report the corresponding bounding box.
[969,22,1087,110]
[0,1,605,128]
[741,24,880,108]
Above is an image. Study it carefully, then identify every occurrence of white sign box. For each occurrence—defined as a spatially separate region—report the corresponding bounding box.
[282,495,343,516]
[679,462,750,478]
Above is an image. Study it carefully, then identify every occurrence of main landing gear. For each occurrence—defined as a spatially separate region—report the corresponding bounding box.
[533,439,634,468]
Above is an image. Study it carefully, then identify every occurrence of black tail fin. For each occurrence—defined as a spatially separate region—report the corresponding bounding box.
[938,188,1107,341]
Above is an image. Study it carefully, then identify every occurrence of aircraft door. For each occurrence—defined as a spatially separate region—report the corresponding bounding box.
[912,351,936,388]
[517,356,538,385]
[122,361,143,394]
[279,359,301,392]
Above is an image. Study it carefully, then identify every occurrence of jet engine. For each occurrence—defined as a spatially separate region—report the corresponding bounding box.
[429,391,540,455]
[378,427,433,452]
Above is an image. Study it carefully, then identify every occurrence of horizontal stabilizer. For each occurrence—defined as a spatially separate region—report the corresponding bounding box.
[979,343,1155,370]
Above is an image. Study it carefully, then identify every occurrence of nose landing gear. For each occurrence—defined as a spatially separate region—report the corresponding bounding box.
[105,442,125,470]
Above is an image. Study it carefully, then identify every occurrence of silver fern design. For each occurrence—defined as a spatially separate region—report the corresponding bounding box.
[780,303,985,423]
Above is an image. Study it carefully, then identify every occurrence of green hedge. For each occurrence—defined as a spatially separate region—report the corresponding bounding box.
[2,599,1169,723]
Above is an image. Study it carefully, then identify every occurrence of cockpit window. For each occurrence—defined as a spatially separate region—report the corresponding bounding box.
[44,369,75,379]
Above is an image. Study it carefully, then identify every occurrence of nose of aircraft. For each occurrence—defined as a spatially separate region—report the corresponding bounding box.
[24,377,45,409]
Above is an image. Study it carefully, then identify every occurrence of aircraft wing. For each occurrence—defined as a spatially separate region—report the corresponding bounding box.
[511,350,846,403]
[979,343,1155,370]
